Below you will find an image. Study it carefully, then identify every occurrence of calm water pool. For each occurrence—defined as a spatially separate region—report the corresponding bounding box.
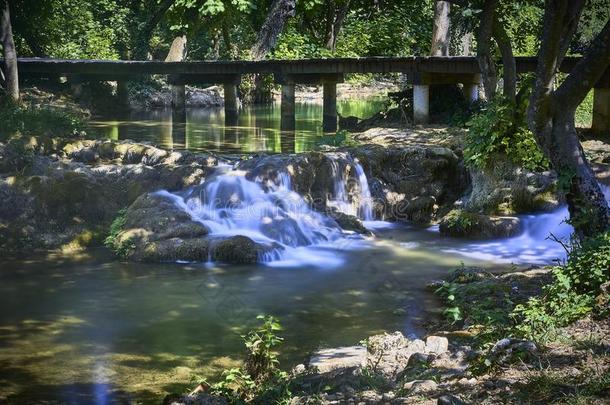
[88,99,387,154]
[0,223,522,403]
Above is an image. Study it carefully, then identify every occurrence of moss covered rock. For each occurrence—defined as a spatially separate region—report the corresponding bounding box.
[439,209,521,239]
[210,235,262,265]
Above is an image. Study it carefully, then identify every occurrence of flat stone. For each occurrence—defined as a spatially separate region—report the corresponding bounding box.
[425,336,449,354]
[309,345,367,373]
[404,379,438,394]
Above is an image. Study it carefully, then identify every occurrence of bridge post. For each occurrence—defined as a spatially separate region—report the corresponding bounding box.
[224,83,239,126]
[413,85,429,124]
[592,87,610,134]
[171,84,186,111]
[116,80,129,108]
[281,80,296,132]
[323,80,337,132]
[462,83,479,102]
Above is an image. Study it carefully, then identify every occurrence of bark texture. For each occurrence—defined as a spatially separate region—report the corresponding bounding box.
[492,17,516,103]
[133,0,176,60]
[250,0,296,60]
[528,0,610,237]
[476,0,498,100]
[0,0,18,102]
[165,35,187,62]
[325,0,350,52]
[431,1,451,56]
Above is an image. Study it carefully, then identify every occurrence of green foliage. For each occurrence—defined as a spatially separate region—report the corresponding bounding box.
[104,208,134,258]
[513,232,610,341]
[434,282,462,323]
[575,90,593,127]
[464,95,548,171]
[0,98,85,142]
[200,315,291,404]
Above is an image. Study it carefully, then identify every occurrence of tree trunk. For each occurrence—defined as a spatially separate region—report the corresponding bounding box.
[431,1,450,56]
[165,35,187,62]
[0,0,18,102]
[325,0,350,52]
[492,17,516,103]
[133,0,176,60]
[250,0,296,60]
[527,0,610,237]
[476,0,498,100]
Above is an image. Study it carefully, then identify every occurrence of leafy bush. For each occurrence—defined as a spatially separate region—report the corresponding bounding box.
[464,91,548,171]
[201,315,291,404]
[0,97,85,142]
[513,232,610,341]
[104,208,135,258]
[563,232,610,294]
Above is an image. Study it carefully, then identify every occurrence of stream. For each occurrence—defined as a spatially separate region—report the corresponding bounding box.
[0,99,600,403]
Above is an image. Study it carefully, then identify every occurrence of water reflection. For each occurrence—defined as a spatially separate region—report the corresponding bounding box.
[88,99,385,153]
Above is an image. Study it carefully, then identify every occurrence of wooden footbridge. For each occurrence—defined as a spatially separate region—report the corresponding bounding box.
[8,56,610,132]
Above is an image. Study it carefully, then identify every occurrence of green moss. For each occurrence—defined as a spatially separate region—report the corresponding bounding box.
[104,208,134,258]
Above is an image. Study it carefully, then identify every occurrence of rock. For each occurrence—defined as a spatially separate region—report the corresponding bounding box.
[309,346,367,373]
[447,266,492,283]
[330,210,370,234]
[211,235,261,265]
[406,352,430,368]
[425,336,449,354]
[439,209,521,239]
[457,377,477,386]
[403,379,438,394]
[167,393,228,405]
[293,364,306,375]
[437,394,468,405]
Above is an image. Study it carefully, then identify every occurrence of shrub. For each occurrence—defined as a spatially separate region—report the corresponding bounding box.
[513,231,610,341]
[200,315,291,403]
[0,97,85,142]
[464,88,548,171]
[104,208,134,258]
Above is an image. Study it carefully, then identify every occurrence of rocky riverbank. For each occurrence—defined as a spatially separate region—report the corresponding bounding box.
[2,127,609,259]
[170,266,610,405]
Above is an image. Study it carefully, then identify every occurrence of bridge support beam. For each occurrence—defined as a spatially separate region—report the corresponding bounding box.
[280,82,296,132]
[413,85,430,124]
[462,83,479,102]
[171,84,186,112]
[116,81,129,108]
[593,87,610,134]
[323,81,337,132]
[224,83,239,126]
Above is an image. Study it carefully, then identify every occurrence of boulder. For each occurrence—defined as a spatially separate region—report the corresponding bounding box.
[114,192,210,261]
[425,336,449,354]
[403,379,438,394]
[439,209,521,239]
[309,346,367,373]
[210,235,262,265]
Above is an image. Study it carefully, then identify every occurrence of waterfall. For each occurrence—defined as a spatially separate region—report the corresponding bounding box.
[326,154,374,221]
[441,184,610,265]
[160,162,375,267]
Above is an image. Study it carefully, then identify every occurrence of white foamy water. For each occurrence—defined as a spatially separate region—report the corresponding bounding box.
[156,162,375,268]
[440,184,610,265]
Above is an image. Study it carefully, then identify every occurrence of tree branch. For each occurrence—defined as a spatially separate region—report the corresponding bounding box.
[492,16,516,103]
[555,18,610,112]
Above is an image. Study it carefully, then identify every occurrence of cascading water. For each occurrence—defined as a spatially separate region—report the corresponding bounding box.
[440,184,610,265]
[326,154,376,223]
[159,159,374,267]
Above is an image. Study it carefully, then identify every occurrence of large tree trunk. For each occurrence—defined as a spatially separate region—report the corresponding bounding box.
[528,0,610,237]
[249,0,295,103]
[133,0,176,60]
[250,0,296,60]
[0,0,18,102]
[431,1,450,56]
[165,35,187,62]
[476,0,498,100]
[325,0,350,52]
